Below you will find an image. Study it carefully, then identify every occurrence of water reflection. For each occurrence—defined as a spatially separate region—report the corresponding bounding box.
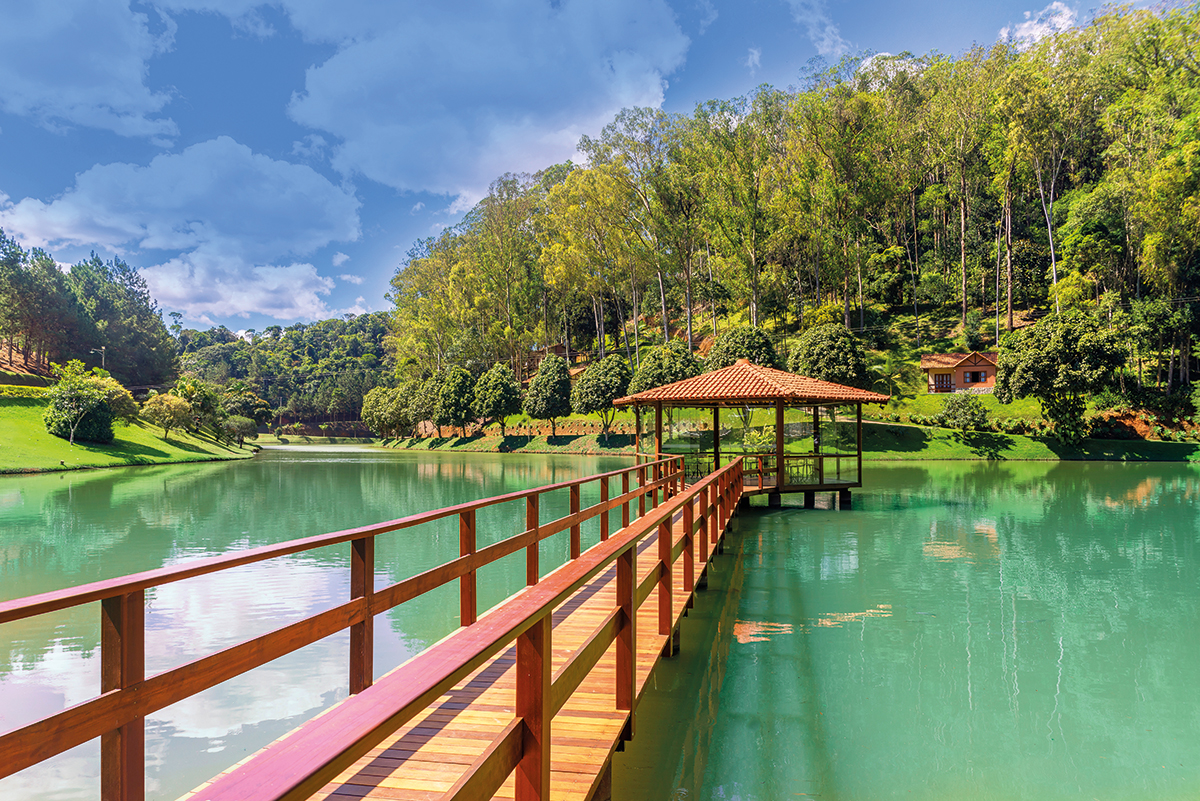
[616,460,1200,801]
[0,447,627,800]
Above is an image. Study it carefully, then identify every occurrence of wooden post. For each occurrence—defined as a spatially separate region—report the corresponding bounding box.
[516,614,551,801]
[569,483,581,559]
[459,511,477,626]
[526,494,540,586]
[857,403,863,484]
[622,470,631,528]
[638,466,647,516]
[101,591,144,801]
[683,495,694,594]
[699,484,710,563]
[658,519,672,638]
[814,405,824,486]
[654,402,663,458]
[712,406,720,471]
[600,476,610,541]
[350,536,375,693]
[775,399,785,492]
[616,544,636,736]
[652,461,661,509]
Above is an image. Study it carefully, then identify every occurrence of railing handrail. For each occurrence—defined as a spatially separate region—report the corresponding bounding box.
[0,455,682,625]
[0,455,698,793]
[196,457,745,801]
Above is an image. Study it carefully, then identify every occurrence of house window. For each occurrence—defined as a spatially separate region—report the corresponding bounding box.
[933,373,953,390]
[964,371,987,383]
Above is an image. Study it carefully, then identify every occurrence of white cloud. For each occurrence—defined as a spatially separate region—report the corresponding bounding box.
[292,133,328,161]
[745,47,762,76]
[274,0,688,203]
[0,136,360,320]
[1000,2,1077,50]
[784,0,849,59]
[697,0,718,34]
[0,0,177,139]
[337,296,369,316]
[331,251,350,266]
[410,202,425,214]
[337,273,362,284]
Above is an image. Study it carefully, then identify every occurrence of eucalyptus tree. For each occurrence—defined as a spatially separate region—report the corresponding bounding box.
[687,87,789,328]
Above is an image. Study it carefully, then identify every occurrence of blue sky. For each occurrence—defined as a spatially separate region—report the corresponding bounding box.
[0,0,1083,331]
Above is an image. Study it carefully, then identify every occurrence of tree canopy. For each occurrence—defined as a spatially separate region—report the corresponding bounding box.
[524,354,572,436]
[571,355,632,435]
[788,324,870,388]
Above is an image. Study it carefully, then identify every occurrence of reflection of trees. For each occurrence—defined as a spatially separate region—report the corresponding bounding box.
[0,451,628,675]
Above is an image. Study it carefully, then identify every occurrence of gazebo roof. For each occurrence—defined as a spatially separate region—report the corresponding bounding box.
[614,359,890,407]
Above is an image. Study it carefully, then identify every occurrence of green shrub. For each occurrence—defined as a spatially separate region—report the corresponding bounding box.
[0,385,48,398]
[941,392,987,432]
[44,399,114,444]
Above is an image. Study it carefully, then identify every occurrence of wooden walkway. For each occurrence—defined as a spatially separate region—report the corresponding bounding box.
[191,498,733,801]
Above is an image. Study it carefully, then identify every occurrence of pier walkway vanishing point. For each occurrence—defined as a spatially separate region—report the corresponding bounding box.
[0,455,746,801]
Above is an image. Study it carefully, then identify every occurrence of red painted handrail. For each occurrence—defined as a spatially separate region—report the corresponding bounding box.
[0,455,704,801]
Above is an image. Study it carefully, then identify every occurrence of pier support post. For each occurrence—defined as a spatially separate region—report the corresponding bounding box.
[350,536,375,693]
[516,614,551,801]
[839,489,852,510]
[804,491,815,509]
[768,493,781,508]
[101,591,144,801]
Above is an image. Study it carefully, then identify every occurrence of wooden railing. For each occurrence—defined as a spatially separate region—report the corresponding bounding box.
[0,454,726,801]
[190,456,744,801]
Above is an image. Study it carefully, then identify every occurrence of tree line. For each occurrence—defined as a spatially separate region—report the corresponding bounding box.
[388,4,1200,393]
[0,231,176,386]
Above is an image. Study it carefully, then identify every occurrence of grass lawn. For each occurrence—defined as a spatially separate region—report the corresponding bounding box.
[382,432,634,455]
[1,398,256,473]
[862,421,1200,461]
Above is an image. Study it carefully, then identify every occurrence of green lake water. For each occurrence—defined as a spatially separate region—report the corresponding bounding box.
[0,447,627,800]
[615,461,1200,801]
[4,452,1200,800]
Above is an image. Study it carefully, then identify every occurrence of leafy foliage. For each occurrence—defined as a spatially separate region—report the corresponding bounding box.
[43,360,112,445]
[141,393,193,438]
[705,327,779,370]
[628,340,701,394]
[473,364,522,434]
[941,392,988,432]
[788,324,869,389]
[524,354,572,436]
[221,415,258,447]
[361,385,416,437]
[995,311,1125,442]
[434,366,476,433]
[571,355,632,435]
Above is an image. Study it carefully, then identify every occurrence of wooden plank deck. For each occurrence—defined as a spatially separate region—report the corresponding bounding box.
[186,497,734,801]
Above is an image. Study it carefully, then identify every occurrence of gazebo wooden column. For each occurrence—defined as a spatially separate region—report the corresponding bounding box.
[770,399,784,506]
[654,402,663,458]
[713,406,720,471]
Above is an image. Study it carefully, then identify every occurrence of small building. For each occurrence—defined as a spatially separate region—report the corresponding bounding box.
[613,359,889,507]
[919,352,997,393]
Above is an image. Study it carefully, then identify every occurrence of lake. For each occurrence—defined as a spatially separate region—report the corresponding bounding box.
[3,452,1200,800]
[615,460,1200,801]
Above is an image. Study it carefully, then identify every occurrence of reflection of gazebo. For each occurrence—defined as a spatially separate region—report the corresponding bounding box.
[614,359,890,508]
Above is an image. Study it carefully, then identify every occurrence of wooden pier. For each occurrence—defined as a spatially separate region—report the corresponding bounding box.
[0,455,746,801]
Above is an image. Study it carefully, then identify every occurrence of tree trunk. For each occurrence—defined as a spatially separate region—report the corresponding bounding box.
[684,257,694,351]
[856,240,864,331]
[1005,195,1014,331]
[960,180,968,327]
[657,269,669,344]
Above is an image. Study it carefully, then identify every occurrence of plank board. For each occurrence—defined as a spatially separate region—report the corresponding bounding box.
[185,488,737,801]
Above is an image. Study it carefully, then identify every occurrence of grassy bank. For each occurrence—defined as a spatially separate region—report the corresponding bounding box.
[1,398,257,473]
[381,432,635,455]
[861,421,1200,461]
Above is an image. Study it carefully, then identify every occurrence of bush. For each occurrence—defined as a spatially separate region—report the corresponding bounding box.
[705,327,780,370]
[787,324,870,389]
[43,360,114,445]
[221,415,258,447]
[44,400,114,444]
[0,385,48,398]
[941,392,987,432]
[142,393,192,438]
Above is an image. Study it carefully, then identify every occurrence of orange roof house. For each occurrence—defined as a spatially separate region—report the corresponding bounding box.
[919,352,997,393]
[614,359,889,507]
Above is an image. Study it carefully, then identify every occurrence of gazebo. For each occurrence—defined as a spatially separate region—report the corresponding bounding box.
[613,359,890,508]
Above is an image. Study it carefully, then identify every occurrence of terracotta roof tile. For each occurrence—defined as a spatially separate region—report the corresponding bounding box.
[920,352,998,369]
[614,359,890,406]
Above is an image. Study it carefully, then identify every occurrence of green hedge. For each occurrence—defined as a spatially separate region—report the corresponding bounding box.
[0,385,49,398]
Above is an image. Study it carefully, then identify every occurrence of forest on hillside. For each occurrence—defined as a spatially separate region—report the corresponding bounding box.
[390,4,1200,390]
[4,4,1199,433]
